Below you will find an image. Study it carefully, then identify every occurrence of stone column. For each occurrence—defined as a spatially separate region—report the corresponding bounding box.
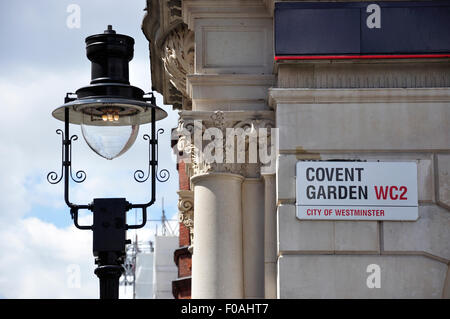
[191,172,244,298]
[177,110,275,298]
[242,177,265,298]
[263,173,277,298]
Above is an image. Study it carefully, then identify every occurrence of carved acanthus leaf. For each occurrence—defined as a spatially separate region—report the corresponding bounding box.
[177,190,194,244]
[161,24,194,97]
[176,111,275,177]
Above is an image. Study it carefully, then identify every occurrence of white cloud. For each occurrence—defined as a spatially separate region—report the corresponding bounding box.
[0,56,180,298]
[0,209,179,298]
[0,217,98,298]
[0,1,181,298]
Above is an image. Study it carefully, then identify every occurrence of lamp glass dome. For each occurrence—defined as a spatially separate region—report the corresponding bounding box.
[52,98,168,160]
[50,26,168,160]
[81,108,140,160]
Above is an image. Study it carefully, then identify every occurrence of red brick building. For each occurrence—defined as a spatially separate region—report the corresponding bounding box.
[172,142,192,299]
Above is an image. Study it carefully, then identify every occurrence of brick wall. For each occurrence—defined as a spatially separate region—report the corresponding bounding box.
[173,160,192,299]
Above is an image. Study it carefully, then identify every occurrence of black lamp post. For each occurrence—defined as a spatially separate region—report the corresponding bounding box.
[47,25,169,299]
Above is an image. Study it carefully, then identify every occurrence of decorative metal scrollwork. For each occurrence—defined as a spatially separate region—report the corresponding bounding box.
[156,128,170,183]
[133,134,152,183]
[69,135,86,183]
[47,129,87,185]
[47,92,169,236]
[47,129,64,184]
[157,168,170,183]
[134,128,170,183]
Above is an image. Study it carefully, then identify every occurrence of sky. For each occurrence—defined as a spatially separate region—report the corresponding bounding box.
[0,0,180,298]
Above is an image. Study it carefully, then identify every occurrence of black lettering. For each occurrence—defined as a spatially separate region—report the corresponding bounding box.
[359,186,368,199]
[328,185,337,199]
[338,186,348,199]
[316,168,325,181]
[317,186,326,199]
[345,168,354,181]
[325,168,334,181]
[335,168,343,181]
[355,168,364,181]
[306,167,315,181]
[306,185,315,199]
[349,185,357,199]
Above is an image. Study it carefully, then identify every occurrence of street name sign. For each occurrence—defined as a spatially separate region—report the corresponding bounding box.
[296,162,418,221]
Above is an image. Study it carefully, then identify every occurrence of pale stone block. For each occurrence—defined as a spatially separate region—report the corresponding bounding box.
[190,81,270,101]
[418,159,433,202]
[277,205,334,253]
[263,174,277,263]
[276,102,450,152]
[437,154,450,207]
[443,266,450,299]
[276,154,297,202]
[242,178,265,299]
[334,221,379,253]
[194,18,273,74]
[271,88,450,152]
[264,262,277,299]
[278,254,448,298]
[186,74,275,111]
[383,205,450,261]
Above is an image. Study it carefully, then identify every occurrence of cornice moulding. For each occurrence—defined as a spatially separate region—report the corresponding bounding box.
[187,74,275,86]
[182,0,271,30]
[191,172,245,184]
[269,88,450,106]
[187,74,275,99]
[179,110,275,123]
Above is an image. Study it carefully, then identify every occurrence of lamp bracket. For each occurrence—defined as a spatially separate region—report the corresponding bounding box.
[48,92,171,232]
[133,129,169,184]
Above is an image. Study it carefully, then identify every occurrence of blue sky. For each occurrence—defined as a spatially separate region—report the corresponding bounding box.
[0,0,180,298]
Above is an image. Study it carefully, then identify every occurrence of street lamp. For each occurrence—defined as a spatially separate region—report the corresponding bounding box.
[47,25,169,299]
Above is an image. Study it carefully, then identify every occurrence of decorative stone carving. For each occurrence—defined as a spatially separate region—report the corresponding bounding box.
[178,190,194,244]
[162,24,195,97]
[167,0,182,20]
[176,110,275,178]
[143,0,194,110]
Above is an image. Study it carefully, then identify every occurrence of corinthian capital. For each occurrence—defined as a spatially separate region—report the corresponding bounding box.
[175,110,276,178]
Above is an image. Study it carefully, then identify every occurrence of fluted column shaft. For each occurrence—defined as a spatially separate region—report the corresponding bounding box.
[242,178,265,298]
[191,172,244,298]
[263,173,277,298]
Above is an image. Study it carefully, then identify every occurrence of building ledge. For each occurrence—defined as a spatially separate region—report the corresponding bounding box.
[174,245,192,267]
[172,276,192,299]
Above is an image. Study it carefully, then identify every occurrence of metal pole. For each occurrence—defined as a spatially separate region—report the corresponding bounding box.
[95,262,123,299]
[91,198,128,299]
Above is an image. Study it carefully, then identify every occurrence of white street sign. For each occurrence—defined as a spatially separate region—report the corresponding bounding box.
[296,162,418,221]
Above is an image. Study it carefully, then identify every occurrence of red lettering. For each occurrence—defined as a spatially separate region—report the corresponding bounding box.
[375,185,408,200]
[374,186,389,200]
[389,186,399,200]
[399,186,408,200]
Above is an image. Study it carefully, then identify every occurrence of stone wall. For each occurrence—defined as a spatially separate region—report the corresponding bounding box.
[145,0,450,299]
[270,65,450,298]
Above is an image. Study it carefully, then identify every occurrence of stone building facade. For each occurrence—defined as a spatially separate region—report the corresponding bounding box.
[142,0,450,298]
